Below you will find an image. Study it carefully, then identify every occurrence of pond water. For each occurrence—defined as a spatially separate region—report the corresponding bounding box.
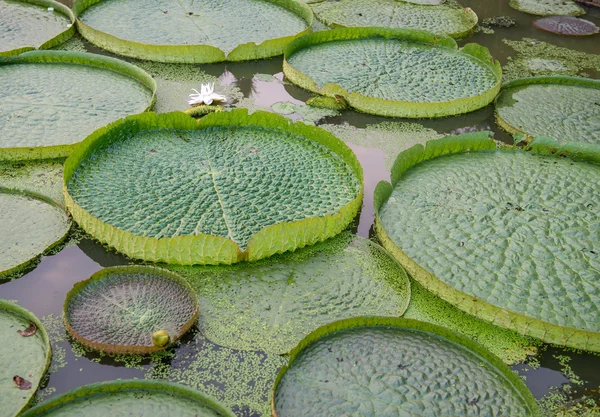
[1,0,599,415]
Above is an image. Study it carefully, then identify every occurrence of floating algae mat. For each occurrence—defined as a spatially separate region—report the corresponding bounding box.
[0,51,155,160]
[64,110,362,265]
[0,0,74,57]
[0,300,51,417]
[273,318,538,417]
[495,76,600,144]
[73,0,312,63]
[0,189,70,277]
[310,0,478,39]
[283,28,501,118]
[64,266,199,354]
[21,380,235,417]
[375,134,600,351]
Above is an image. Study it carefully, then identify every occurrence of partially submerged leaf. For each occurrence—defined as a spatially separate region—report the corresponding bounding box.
[17,321,38,337]
[13,375,32,390]
[533,16,599,36]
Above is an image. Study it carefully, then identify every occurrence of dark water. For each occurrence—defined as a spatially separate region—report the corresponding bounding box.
[1,0,600,415]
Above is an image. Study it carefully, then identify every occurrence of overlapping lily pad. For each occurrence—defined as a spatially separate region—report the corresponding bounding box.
[283,28,502,118]
[509,0,585,16]
[374,133,600,351]
[21,380,235,416]
[310,0,478,39]
[0,189,70,278]
[64,266,199,354]
[170,233,410,353]
[0,51,155,160]
[273,317,539,417]
[495,76,600,144]
[1,300,51,417]
[73,0,313,63]
[0,0,75,57]
[64,110,362,265]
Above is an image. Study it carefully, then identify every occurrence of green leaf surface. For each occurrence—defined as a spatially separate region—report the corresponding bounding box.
[0,300,51,417]
[74,0,312,63]
[283,28,501,118]
[509,0,585,16]
[0,159,64,207]
[0,51,155,160]
[64,110,362,265]
[495,76,600,145]
[310,0,478,39]
[273,318,538,417]
[21,380,235,417]
[64,266,199,354]
[170,233,410,353]
[376,137,600,351]
[0,0,75,57]
[0,189,70,277]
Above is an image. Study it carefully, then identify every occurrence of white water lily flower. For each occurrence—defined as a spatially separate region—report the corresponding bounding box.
[188,83,227,106]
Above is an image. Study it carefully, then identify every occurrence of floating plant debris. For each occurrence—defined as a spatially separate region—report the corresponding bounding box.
[17,321,38,337]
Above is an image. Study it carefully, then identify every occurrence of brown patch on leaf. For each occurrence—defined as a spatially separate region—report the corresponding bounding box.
[13,376,32,390]
[17,321,37,337]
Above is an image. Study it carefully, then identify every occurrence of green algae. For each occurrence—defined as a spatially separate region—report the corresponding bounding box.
[0,160,64,207]
[51,34,89,53]
[502,38,600,82]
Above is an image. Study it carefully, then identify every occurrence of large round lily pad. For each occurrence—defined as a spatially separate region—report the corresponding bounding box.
[64,266,199,354]
[0,51,156,161]
[533,16,599,35]
[170,233,410,353]
[283,28,501,118]
[509,0,585,16]
[73,0,313,63]
[21,380,235,416]
[273,318,539,417]
[0,0,75,57]
[64,110,362,265]
[0,189,70,277]
[310,0,478,39]
[495,76,600,145]
[374,133,600,351]
[0,300,51,417]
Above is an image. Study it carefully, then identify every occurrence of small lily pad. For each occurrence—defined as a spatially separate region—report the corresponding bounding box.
[533,16,599,35]
[509,0,585,16]
[64,266,199,354]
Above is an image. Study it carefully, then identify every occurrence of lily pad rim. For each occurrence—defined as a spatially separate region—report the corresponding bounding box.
[72,0,314,63]
[63,265,199,354]
[271,316,540,417]
[373,132,600,352]
[0,50,157,161]
[0,299,52,417]
[0,0,75,58]
[20,379,236,417]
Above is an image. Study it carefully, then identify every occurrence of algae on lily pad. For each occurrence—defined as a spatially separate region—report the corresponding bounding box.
[64,266,199,354]
[495,76,600,144]
[170,233,410,353]
[284,28,502,118]
[509,0,585,16]
[64,110,362,265]
[73,0,313,63]
[0,51,155,161]
[310,0,478,39]
[0,0,75,57]
[375,134,600,351]
[21,380,235,417]
[0,189,70,277]
[273,318,538,417]
[0,300,51,417]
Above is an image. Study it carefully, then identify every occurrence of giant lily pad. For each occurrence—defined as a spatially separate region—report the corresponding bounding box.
[509,0,585,16]
[374,133,600,351]
[64,110,362,265]
[0,0,75,57]
[0,189,70,277]
[495,76,600,144]
[0,51,156,161]
[273,318,539,417]
[310,0,478,39]
[0,300,51,417]
[21,380,235,416]
[170,233,410,353]
[533,16,599,35]
[73,0,313,63]
[64,266,199,354]
[283,28,501,118]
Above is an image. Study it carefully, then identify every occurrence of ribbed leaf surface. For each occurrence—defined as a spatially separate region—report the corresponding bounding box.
[509,0,585,16]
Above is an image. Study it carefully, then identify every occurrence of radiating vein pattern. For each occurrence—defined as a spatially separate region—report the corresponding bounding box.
[379,151,600,332]
[67,126,360,248]
[286,38,497,103]
[79,0,308,53]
